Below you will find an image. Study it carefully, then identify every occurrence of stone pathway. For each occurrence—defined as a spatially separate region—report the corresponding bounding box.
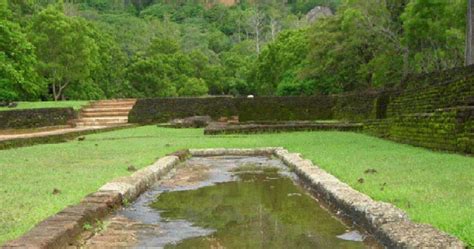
[0,126,109,142]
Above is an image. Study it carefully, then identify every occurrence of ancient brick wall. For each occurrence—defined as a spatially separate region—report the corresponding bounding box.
[129,96,334,123]
[366,107,473,154]
[0,108,76,129]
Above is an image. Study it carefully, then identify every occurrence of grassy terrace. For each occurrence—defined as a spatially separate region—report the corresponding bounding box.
[0,126,473,246]
[0,101,89,111]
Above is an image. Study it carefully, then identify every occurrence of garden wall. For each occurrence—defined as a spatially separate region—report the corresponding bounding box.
[128,65,473,154]
[331,90,386,121]
[237,96,333,121]
[332,65,474,122]
[363,65,474,154]
[129,92,390,124]
[0,108,76,129]
[129,97,238,123]
[365,107,473,154]
[387,76,474,117]
[129,96,334,123]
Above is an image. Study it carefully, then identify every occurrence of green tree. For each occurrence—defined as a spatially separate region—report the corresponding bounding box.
[88,26,129,98]
[0,3,43,101]
[219,40,256,95]
[302,0,407,93]
[177,77,208,96]
[30,4,100,100]
[401,0,465,73]
[127,55,178,97]
[252,28,309,95]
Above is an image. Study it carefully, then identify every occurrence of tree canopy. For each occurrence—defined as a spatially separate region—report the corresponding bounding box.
[0,0,468,100]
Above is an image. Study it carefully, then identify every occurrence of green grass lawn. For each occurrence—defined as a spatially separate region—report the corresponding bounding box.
[0,101,89,111]
[0,126,472,246]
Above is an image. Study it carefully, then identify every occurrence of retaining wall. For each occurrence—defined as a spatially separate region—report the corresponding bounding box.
[237,96,333,121]
[129,96,335,123]
[128,97,238,124]
[0,108,76,129]
[365,107,473,154]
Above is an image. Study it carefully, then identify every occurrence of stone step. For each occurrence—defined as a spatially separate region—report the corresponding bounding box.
[76,99,136,127]
[75,120,128,127]
[94,98,136,102]
[77,117,128,122]
[75,122,126,127]
[81,111,130,118]
[92,100,136,104]
[90,103,136,108]
[91,100,136,104]
[82,107,134,112]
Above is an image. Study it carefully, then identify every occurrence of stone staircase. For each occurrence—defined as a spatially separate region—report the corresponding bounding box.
[74,99,136,127]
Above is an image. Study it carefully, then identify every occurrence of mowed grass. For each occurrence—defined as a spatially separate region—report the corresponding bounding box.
[0,126,472,246]
[0,101,89,111]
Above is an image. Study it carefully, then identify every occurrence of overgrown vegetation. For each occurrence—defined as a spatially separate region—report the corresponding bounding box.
[1,0,466,101]
[0,127,472,246]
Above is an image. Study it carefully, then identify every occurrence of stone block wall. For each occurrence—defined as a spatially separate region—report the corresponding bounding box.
[129,97,238,124]
[331,90,383,121]
[237,96,333,122]
[362,66,474,154]
[129,96,334,123]
[366,107,473,154]
[0,108,76,129]
[127,65,473,154]
[387,77,474,117]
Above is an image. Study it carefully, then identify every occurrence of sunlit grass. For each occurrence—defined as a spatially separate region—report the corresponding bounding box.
[0,101,89,111]
[0,126,472,246]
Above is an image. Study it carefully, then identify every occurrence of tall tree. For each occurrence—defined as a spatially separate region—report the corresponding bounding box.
[0,1,43,101]
[30,4,100,100]
[401,0,465,73]
[247,8,265,54]
[252,28,310,95]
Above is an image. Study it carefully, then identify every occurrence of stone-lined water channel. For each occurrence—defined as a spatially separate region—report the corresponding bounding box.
[82,156,379,248]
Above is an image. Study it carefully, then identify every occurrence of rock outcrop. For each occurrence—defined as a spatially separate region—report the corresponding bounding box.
[306,6,333,23]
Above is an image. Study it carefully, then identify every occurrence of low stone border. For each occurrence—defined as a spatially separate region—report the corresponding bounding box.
[190,148,466,248]
[2,155,181,248]
[204,122,363,135]
[0,125,135,150]
[3,148,465,248]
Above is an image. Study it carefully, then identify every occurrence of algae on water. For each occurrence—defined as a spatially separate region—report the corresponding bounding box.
[151,172,365,249]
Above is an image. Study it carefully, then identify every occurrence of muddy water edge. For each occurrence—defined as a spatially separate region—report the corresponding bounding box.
[79,156,381,249]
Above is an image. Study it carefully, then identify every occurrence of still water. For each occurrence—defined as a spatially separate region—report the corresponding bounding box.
[117,156,372,249]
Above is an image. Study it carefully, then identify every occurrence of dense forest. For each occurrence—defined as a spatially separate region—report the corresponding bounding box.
[0,0,467,101]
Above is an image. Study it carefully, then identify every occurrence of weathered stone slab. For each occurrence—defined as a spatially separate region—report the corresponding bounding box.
[189,147,280,157]
[377,221,465,249]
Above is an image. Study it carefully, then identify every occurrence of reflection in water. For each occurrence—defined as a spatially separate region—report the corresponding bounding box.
[140,156,367,249]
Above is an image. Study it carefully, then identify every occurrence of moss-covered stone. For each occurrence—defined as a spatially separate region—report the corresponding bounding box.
[0,108,76,129]
[364,107,473,154]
